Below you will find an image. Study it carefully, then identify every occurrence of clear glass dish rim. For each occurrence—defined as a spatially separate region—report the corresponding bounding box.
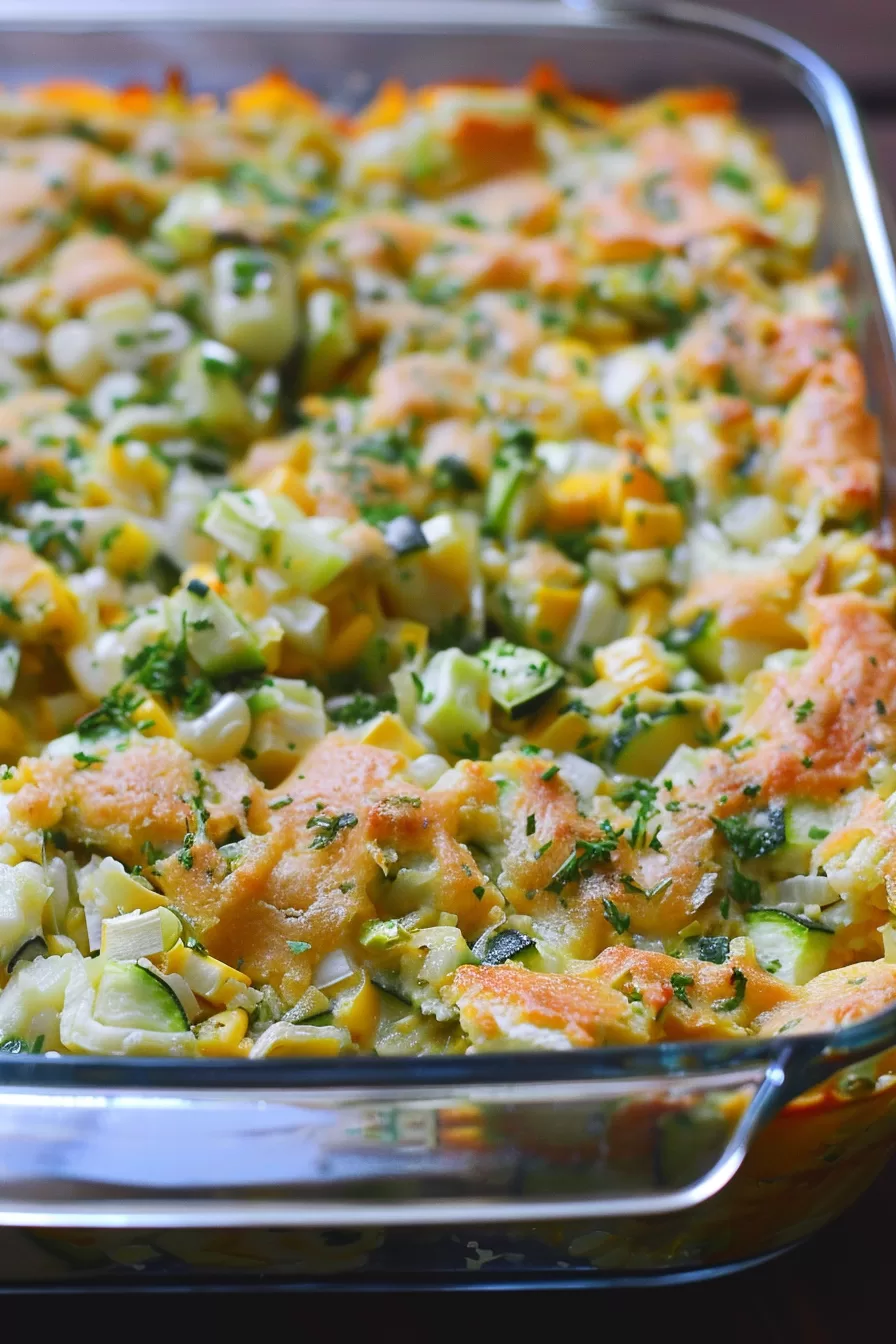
[0,0,892,1091]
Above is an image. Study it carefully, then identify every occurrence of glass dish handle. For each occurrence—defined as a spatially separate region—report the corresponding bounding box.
[0,1011,894,1227]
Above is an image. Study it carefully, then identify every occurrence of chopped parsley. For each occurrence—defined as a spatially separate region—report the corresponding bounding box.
[614,779,659,848]
[794,699,815,723]
[177,832,195,870]
[715,967,748,1012]
[327,690,397,725]
[547,823,622,893]
[731,868,761,907]
[670,972,694,1006]
[602,896,630,934]
[77,685,144,739]
[287,940,312,954]
[73,751,104,769]
[713,806,786,860]
[714,163,752,191]
[123,631,188,704]
[307,810,359,850]
[693,936,730,965]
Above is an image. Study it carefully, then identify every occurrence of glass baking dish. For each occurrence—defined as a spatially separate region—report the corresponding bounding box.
[0,0,895,1290]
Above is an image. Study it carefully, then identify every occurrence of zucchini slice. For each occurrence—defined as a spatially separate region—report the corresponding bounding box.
[479,638,564,719]
[381,515,429,557]
[174,580,266,678]
[93,961,189,1033]
[472,928,537,966]
[607,703,703,777]
[745,908,833,984]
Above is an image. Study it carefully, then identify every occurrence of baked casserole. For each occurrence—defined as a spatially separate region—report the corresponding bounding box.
[0,69,893,1062]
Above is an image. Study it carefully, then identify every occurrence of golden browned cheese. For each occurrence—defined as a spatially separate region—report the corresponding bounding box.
[411,91,544,196]
[365,353,479,428]
[156,737,504,1004]
[0,540,82,644]
[578,125,784,261]
[756,960,896,1036]
[446,962,650,1048]
[49,231,161,311]
[730,593,896,800]
[588,946,798,1038]
[0,72,893,1061]
[7,738,267,866]
[601,595,896,937]
[447,946,796,1047]
[676,294,845,403]
[671,570,801,645]
[499,755,628,958]
[443,172,560,234]
[773,350,880,518]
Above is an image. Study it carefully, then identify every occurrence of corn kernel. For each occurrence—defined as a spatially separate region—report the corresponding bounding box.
[544,471,613,530]
[108,440,170,495]
[621,498,683,549]
[762,183,787,212]
[132,695,176,738]
[332,970,379,1048]
[357,711,425,760]
[82,481,113,506]
[422,535,472,586]
[595,635,671,694]
[46,933,78,957]
[394,620,429,661]
[568,386,619,439]
[609,459,668,516]
[626,587,670,636]
[531,339,595,383]
[644,442,672,475]
[166,943,253,996]
[99,602,129,627]
[102,520,154,577]
[325,612,376,671]
[256,464,315,514]
[527,707,594,755]
[527,585,580,646]
[195,1009,249,1057]
[827,539,881,595]
[0,708,26,760]
[180,563,226,595]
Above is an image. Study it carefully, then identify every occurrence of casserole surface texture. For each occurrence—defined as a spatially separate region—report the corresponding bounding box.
[0,70,895,1062]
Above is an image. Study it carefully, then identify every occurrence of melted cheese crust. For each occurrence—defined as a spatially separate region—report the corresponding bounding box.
[0,71,892,1060]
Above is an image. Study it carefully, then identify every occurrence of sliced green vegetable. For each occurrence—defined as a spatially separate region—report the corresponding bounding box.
[472,928,536,966]
[479,638,564,719]
[415,647,491,748]
[745,908,833,984]
[607,703,703,777]
[172,582,266,678]
[93,961,189,1032]
[713,807,786,860]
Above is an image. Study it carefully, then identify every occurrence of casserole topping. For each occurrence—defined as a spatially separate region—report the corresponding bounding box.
[0,71,893,1058]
